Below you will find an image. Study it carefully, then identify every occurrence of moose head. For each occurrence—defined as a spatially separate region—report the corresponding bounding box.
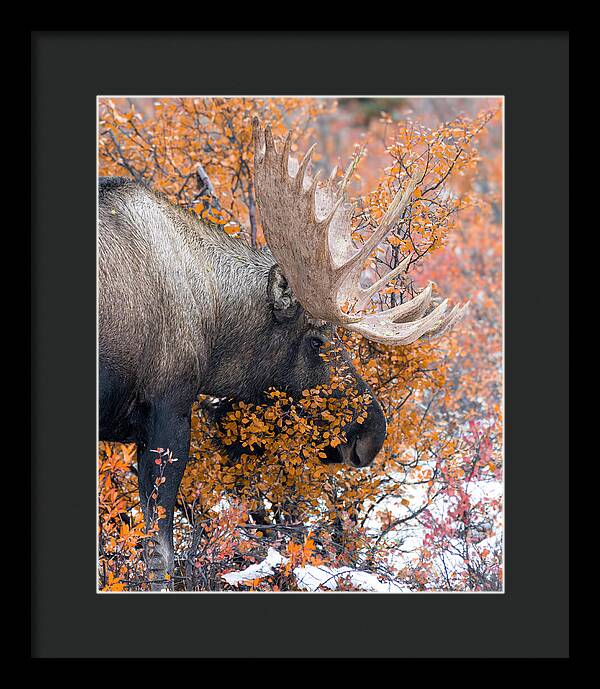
[233,117,470,467]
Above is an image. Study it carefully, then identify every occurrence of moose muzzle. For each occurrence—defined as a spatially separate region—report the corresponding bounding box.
[322,398,387,468]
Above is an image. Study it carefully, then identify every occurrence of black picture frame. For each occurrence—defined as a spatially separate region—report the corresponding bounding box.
[30,30,571,659]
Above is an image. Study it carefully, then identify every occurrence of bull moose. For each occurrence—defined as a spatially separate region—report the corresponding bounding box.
[99,118,468,589]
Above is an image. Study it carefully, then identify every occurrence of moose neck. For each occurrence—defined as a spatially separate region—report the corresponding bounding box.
[186,220,280,401]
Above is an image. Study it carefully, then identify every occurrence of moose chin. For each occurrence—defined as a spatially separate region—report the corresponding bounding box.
[98,118,468,589]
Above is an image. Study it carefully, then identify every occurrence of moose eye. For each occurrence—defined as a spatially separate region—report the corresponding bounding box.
[309,336,325,351]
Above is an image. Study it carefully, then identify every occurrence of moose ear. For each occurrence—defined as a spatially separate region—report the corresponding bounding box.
[267,264,299,322]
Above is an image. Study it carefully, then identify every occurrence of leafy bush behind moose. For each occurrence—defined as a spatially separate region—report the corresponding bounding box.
[98,97,503,591]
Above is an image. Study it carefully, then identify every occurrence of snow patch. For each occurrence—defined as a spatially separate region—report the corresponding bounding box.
[222,548,286,586]
[222,548,408,591]
[294,565,409,592]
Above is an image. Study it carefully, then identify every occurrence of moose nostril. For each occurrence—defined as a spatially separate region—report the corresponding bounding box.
[351,453,362,467]
[353,434,381,468]
[349,437,365,467]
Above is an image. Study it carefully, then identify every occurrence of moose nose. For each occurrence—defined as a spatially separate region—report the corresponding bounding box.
[338,426,386,468]
[319,396,388,467]
[354,433,384,466]
[342,399,387,467]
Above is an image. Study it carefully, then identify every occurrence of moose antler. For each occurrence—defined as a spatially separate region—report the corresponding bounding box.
[252,118,469,345]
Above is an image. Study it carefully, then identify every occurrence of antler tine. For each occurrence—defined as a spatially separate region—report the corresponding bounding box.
[308,169,322,200]
[422,301,470,341]
[295,143,318,192]
[354,254,411,312]
[252,117,469,345]
[383,281,433,323]
[252,116,265,160]
[341,175,418,274]
[279,130,293,176]
[348,299,450,346]
[264,123,275,151]
[327,165,338,187]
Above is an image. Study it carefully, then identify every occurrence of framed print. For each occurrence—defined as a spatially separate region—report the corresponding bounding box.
[31,30,570,658]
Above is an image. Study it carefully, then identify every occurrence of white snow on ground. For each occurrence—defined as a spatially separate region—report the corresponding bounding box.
[294,565,409,592]
[222,547,286,585]
[210,497,235,514]
[221,549,408,591]
[363,475,503,586]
